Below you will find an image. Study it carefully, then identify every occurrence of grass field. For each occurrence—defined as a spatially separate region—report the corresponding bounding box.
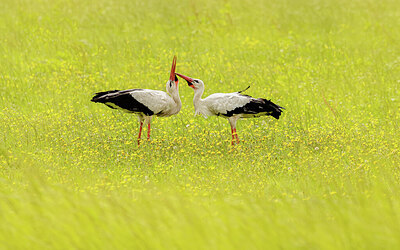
[1,0,400,248]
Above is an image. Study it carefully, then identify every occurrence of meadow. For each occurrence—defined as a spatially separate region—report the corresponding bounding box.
[1,0,400,248]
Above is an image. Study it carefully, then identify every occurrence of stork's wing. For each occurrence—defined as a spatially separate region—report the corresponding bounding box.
[204,93,252,115]
[91,89,171,116]
[130,89,172,115]
[204,92,283,119]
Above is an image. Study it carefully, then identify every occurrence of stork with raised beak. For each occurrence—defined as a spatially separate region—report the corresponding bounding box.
[91,56,181,145]
[176,73,284,145]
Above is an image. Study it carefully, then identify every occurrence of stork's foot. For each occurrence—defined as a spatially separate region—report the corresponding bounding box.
[231,140,240,146]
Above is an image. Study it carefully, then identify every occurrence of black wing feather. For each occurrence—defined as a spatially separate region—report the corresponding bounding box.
[226,95,284,119]
[91,89,154,116]
[91,90,121,102]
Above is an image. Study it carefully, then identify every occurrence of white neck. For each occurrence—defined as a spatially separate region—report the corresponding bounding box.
[171,89,182,108]
[193,86,204,108]
[192,86,213,117]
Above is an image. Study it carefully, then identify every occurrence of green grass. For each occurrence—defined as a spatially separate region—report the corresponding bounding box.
[1,0,400,248]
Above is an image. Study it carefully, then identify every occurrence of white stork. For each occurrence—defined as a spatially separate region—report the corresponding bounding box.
[176,73,284,145]
[91,56,181,145]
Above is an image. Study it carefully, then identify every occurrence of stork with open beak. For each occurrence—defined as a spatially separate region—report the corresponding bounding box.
[176,73,284,145]
[91,56,181,145]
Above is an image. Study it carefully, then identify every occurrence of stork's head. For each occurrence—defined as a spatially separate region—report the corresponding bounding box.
[175,73,204,91]
[166,56,179,95]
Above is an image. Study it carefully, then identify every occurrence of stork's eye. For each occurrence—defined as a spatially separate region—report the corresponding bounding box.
[170,82,172,87]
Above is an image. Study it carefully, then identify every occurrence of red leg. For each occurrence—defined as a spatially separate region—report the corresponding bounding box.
[231,127,235,145]
[137,122,143,145]
[228,117,239,146]
[147,122,151,141]
[234,128,239,144]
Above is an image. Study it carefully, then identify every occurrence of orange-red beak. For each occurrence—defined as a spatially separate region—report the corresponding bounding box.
[175,73,195,89]
[169,56,178,87]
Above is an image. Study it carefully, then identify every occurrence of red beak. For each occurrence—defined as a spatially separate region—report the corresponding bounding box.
[175,73,193,83]
[175,73,195,89]
[169,56,177,82]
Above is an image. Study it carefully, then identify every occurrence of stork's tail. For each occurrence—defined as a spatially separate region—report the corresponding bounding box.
[91,90,120,103]
[265,99,284,119]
